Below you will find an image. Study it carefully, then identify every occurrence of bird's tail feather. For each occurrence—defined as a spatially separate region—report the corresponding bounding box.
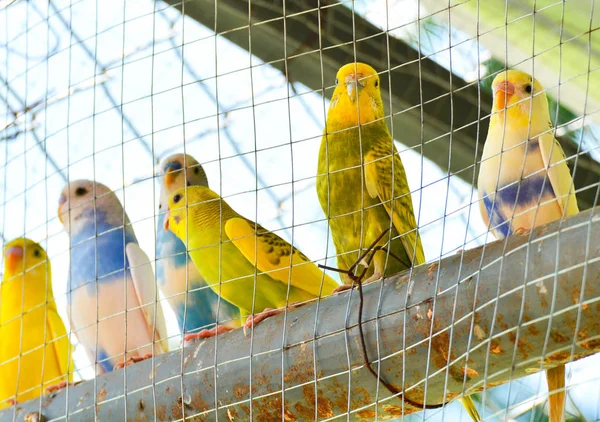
[547,364,566,422]
[458,395,481,422]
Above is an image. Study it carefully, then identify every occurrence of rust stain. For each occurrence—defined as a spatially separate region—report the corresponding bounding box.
[579,338,600,350]
[165,385,171,394]
[426,262,438,276]
[550,330,568,344]
[352,387,372,408]
[490,341,503,354]
[171,399,183,420]
[545,351,571,364]
[192,392,210,412]
[255,396,284,422]
[97,388,107,402]
[294,402,313,420]
[572,288,581,305]
[233,385,249,399]
[302,384,334,418]
[496,314,508,331]
[357,409,376,419]
[156,404,166,420]
[283,360,315,384]
[240,405,251,415]
[527,324,540,336]
[578,330,589,339]
[462,367,479,378]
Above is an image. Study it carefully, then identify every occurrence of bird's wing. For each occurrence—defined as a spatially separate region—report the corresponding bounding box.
[46,306,74,381]
[224,217,339,297]
[126,242,169,353]
[364,141,426,265]
[537,132,580,217]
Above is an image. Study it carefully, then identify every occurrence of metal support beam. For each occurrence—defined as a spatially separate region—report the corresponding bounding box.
[160,0,600,210]
[2,207,600,421]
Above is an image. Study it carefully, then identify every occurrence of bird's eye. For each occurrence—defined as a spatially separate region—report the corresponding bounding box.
[75,187,87,197]
[186,181,191,187]
[173,193,182,204]
[524,84,532,94]
[375,80,379,87]
[33,249,41,258]
[335,78,339,85]
[193,167,199,175]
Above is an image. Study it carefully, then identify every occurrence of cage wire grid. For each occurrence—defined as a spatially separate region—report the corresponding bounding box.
[0,0,599,420]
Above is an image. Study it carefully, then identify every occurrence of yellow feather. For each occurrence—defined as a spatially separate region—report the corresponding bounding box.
[225,217,339,297]
[0,238,72,408]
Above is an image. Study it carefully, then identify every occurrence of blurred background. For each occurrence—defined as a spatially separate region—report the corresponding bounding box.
[0,0,599,420]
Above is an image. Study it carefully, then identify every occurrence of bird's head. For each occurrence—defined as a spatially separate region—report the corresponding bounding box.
[328,62,384,128]
[58,180,119,233]
[160,153,208,190]
[3,237,50,283]
[163,185,229,245]
[491,70,550,132]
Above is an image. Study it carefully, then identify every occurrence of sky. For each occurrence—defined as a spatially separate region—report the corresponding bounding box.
[0,0,598,420]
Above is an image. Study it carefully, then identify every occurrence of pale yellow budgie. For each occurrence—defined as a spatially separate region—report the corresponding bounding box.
[478,69,579,422]
[0,238,73,408]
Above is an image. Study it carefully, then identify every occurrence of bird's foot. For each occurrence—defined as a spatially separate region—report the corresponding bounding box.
[113,353,153,370]
[333,283,354,294]
[514,227,531,236]
[7,398,16,406]
[183,326,235,343]
[243,303,303,335]
[45,381,82,394]
[362,271,383,284]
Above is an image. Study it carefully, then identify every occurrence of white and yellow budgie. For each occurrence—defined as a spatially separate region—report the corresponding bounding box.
[478,69,578,422]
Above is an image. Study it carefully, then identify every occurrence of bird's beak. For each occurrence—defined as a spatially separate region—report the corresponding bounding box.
[163,208,170,232]
[493,80,515,110]
[345,73,365,102]
[4,245,23,274]
[57,194,66,225]
[165,169,176,187]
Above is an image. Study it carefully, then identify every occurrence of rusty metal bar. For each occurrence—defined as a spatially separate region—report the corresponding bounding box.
[2,206,600,421]
[159,0,600,210]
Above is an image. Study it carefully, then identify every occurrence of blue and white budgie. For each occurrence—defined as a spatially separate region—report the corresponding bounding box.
[58,180,168,373]
[478,70,579,422]
[156,154,240,341]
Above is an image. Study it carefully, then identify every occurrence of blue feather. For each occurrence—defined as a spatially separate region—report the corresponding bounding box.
[68,211,137,295]
[156,212,240,333]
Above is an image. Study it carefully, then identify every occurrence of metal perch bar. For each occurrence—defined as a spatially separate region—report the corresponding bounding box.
[2,207,600,421]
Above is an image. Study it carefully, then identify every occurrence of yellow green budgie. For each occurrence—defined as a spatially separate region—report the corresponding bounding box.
[479,70,579,422]
[316,62,425,285]
[163,186,339,333]
[317,63,480,421]
[0,238,73,408]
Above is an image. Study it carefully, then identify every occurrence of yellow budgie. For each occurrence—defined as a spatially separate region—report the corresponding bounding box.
[316,62,425,285]
[478,69,579,422]
[163,186,339,334]
[0,238,73,408]
[317,63,480,421]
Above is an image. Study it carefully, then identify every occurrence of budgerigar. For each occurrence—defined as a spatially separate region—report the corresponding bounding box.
[0,238,72,408]
[317,63,480,421]
[156,154,240,341]
[479,69,578,422]
[163,185,339,334]
[316,63,425,285]
[58,180,168,373]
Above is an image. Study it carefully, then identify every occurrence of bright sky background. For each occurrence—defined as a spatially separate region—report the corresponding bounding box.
[0,0,598,420]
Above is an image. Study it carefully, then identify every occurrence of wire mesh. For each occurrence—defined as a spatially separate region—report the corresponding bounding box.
[0,0,598,421]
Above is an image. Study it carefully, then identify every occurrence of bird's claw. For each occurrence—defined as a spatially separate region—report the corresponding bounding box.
[45,381,82,394]
[243,304,304,335]
[113,353,153,370]
[183,326,234,343]
[333,284,354,294]
[514,227,531,236]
